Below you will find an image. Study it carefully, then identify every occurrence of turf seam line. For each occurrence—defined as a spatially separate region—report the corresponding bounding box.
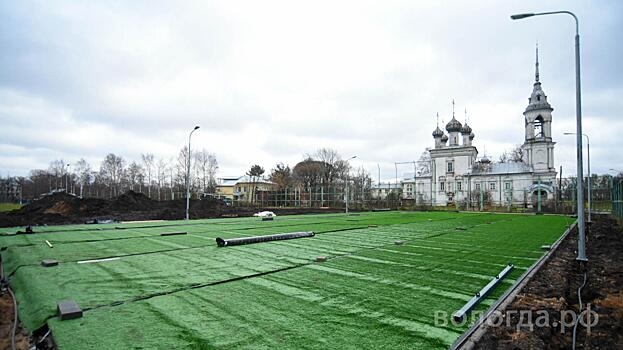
[55,263,307,317]
[3,214,365,235]
[0,220,363,248]
[5,225,383,276]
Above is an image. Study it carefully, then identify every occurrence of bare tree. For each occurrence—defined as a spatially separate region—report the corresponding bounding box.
[417,148,432,176]
[312,148,344,186]
[126,161,143,192]
[176,146,190,197]
[293,158,324,205]
[498,151,510,163]
[168,157,176,200]
[510,145,524,162]
[74,158,92,197]
[48,159,67,190]
[351,166,372,203]
[194,149,218,194]
[499,145,523,163]
[156,158,167,200]
[100,153,125,198]
[141,153,154,198]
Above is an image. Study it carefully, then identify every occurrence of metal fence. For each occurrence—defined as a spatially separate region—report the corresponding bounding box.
[613,178,623,220]
[229,176,617,216]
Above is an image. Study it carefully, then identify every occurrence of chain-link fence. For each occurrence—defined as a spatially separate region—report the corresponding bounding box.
[229,176,618,216]
[613,178,623,220]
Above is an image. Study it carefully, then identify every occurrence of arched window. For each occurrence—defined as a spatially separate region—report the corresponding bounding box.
[534,116,544,138]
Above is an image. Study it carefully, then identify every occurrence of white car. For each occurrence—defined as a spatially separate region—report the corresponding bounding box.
[253,211,276,218]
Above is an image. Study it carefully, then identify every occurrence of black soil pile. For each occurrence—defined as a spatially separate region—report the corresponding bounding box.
[0,191,343,227]
[474,215,623,349]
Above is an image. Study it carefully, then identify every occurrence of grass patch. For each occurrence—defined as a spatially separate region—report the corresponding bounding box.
[0,202,21,212]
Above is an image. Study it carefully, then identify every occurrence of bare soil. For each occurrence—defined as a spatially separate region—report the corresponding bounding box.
[0,191,343,228]
[474,214,623,349]
[0,292,30,350]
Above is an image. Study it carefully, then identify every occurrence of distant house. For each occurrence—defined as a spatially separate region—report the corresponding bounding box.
[215,176,276,203]
[370,183,398,200]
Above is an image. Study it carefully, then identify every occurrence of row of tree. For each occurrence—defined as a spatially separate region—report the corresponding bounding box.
[258,148,373,205]
[8,147,218,201]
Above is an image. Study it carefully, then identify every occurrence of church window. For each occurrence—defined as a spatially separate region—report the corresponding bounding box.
[447,161,454,173]
[440,182,445,191]
[475,183,481,191]
[534,116,544,137]
[457,182,462,191]
[489,182,496,190]
[536,95,541,101]
[504,181,511,190]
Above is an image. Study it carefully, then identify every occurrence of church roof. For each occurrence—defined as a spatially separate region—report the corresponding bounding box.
[445,117,462,132]
[432,126,444,138]
[471,161,533,175]
[460,123,472,134]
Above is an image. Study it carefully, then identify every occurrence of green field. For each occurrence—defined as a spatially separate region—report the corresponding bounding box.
[0,211,572,349]
[0,202,21,212]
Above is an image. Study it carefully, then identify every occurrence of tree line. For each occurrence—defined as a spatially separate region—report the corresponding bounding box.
[259,148,373,206]
[3,147,218,201]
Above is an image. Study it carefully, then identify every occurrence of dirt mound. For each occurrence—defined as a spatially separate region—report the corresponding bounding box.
[0,191,344,228]
[14,192,77,215]
[0,191,230,227]
[108,190,155,211]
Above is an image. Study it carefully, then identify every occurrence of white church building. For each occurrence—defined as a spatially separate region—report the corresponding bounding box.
[403,48,557,207]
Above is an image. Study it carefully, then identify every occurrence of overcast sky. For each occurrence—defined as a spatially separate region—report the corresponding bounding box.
[1,0,622,182]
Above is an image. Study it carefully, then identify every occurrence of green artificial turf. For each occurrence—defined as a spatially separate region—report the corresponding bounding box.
[0,212,573,349]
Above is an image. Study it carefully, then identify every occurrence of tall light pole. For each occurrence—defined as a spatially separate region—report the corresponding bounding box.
[186,126,200,220]
[564,132,591,222]
[345,156,357,215]
[511,10,587,261]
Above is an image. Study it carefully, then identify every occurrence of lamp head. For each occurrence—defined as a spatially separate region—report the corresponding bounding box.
[563,132,574,135]
[194,126,200,130]
[511,13,535,20]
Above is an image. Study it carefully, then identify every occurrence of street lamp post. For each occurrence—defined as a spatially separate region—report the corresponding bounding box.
[511,10,587,261]
[345,156,357,215]
[186,126,200,220]
[564,132,591,222]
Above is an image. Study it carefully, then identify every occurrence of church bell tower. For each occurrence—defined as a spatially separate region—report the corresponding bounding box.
[521,45,556,174]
